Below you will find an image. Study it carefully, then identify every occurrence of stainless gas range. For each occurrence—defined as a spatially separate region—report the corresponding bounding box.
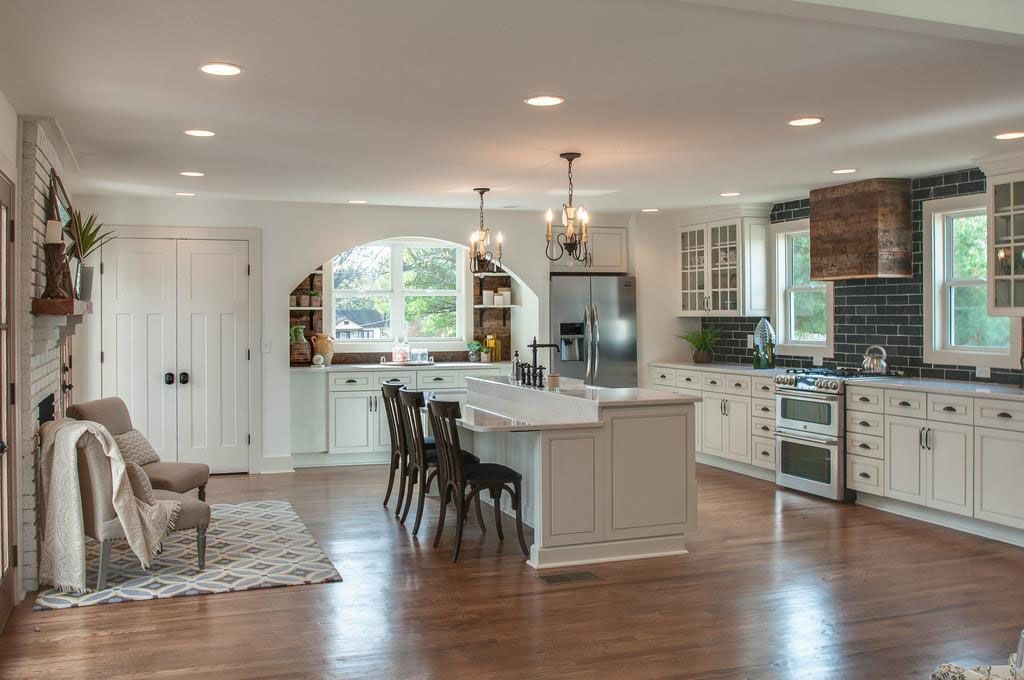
[772,368,869,501]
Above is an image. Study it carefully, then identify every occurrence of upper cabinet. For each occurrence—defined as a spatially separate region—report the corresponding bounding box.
[988,171,1024,316]
[550,225,629,274]
[677,214,768,317]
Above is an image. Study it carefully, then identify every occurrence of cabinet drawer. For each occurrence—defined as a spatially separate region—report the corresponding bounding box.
[751,416,775,437]
[701,372,726,392]
[417,371,461,389]
[974,398,1024,432]
[675,369,701,388]
[847,385,883,413]
[752,376,775,397]
[847,411,884,436]
[375,371,416,388]
[725,375,752,396]
[751,398,775,419]
[847,454,885,495]
[329,372,373,391]
[884,389,926,418]
[926,393,973,425]
[650,366,677,386]
[751,436,776,470]
[846,432,884,461]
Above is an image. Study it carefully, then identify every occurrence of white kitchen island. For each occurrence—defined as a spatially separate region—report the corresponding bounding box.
[455,377,700,569]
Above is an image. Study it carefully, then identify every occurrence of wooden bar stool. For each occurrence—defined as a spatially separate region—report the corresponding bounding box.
[427,399,530,562]
[397,389,480,535]
[379,381,408,511]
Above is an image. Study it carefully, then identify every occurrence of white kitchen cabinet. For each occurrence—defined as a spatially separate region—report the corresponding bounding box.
[751,435,775,470]
[676,217,768,317]
[974,426,1024,529]
[701,394,750,463]
[550,225,629,274]
[329,392,377,455]
[701,395,726,456]
[291,372,328,454]
[925,422,974,517]
[675,386,702,453]
[884,415,926,505]
[987,171,1024,315]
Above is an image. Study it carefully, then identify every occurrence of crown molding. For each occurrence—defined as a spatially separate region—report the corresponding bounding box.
[665,202,772,225]
[973,149,1024,178]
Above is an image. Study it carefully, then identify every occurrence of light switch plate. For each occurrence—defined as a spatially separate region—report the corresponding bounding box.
[976,366,991,378]
[261,337,272,353]
[746,335,754,349]
[813,355,823,366]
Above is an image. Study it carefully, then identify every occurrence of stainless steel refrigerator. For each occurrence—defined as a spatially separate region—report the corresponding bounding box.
[550,275,638,387]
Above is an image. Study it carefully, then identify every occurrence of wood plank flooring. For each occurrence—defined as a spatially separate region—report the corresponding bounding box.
[1,464,1023,679]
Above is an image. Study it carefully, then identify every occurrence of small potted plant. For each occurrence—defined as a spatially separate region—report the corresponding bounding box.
[467,340,483,362]
[289,294,298,307]
[298,291,310,307]
[308,288,322,308]
[679,325,721,364]
[64,209,116,302]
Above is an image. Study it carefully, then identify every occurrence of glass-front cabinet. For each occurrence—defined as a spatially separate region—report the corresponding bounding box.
[676,215,768,317]
[989,171,1024,315]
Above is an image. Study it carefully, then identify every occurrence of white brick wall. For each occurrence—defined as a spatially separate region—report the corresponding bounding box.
[17,120,67,594]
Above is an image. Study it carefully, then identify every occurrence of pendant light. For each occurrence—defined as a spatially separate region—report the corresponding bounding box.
[544,152,590,265]
[469,187,503,273]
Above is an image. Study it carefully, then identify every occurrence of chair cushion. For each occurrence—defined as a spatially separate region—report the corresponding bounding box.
[114,429,161,466]
[67,398,134,436]
[142,461,210,494]
[153,491,211,530]
[425,449,479,466]
[463,462,521,484]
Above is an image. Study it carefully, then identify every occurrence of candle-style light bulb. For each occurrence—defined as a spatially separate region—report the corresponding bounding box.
[496,232,503,259]
[545,209,553,242]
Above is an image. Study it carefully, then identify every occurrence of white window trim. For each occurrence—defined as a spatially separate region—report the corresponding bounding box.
[770,219,835,360]
[923,195,1020,369]
[327,239,471,353]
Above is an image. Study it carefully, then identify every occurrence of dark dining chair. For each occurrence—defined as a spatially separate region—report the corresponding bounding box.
[396,389,480,535]
[380,381,408,511]
[427,399,529,562]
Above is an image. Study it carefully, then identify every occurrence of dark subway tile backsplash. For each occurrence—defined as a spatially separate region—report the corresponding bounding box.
[701,167,1023,385]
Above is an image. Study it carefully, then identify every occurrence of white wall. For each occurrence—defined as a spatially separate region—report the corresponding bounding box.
[73,193,632,470]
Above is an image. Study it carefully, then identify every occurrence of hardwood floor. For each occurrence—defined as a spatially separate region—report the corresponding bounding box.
[1,464,1022,679]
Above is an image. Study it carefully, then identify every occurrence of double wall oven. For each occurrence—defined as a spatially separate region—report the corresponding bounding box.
[773,372,848,501]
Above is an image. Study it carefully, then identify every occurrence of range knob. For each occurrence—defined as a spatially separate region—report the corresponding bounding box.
[814,379,825,389]
[829,380,840,391]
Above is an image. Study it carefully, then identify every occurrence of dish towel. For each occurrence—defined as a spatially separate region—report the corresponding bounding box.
[38,419,181,593]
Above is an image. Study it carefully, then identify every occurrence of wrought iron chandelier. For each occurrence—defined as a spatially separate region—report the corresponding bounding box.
[545,152,590,265]
[469,187,503,273]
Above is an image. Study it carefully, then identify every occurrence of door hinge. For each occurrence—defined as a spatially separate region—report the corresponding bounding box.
[247,264,251,276]
[100,262,105,275]
[8,219,13,242]
[247,434,252,445]
[8,383,14,406]
[247,349,251,360]
[100,351,105,363]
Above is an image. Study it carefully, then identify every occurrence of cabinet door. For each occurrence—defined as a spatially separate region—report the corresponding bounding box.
[677,225,708,316]
[974,427,1024,529]
[675,387,702,453]
[741,219,768,316]
[586,226,629,273]
[707,219,741,315]
[884,415,926,505]
[329,392,376,454]
[924,422,973,517]
[988,172,1024,317]
[375,394,396,453]
[291,372,328,454]
[723,396,750,463]
[701,397,725,456]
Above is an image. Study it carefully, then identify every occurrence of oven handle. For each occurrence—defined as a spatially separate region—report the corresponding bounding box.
[775,430,839,447]
[776,390,840,403]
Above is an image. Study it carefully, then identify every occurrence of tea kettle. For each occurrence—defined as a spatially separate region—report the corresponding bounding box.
[861,345,888,374]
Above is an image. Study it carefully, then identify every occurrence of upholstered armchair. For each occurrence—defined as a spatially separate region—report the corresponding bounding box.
[76,430,210,590]
[68,397,210,501]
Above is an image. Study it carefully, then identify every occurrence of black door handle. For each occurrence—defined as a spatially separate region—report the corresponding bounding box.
[0,440,6,457]
[165,372,175,385]
[179,372,190,385]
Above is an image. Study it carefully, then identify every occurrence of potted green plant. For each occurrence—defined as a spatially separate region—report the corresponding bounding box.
[679,325,721,364]
[467,340,483,362]
[64,209,116,302]
[308,288,322,307]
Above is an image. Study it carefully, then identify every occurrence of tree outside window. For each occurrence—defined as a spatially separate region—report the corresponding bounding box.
[785,233,826,343]
[944,212,1009,349]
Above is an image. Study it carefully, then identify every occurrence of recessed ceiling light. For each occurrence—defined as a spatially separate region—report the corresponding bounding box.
[720,192,740,198]
[184,129,215,137]
[200,62,243,76]
[788,117,823,127]
[832,168,857,174]
[179,171,205,177]
[523,95,565,107]
[995,131,1024,140]
[641,208,659,213]
[348,200,367,204]
[175,192,195,197]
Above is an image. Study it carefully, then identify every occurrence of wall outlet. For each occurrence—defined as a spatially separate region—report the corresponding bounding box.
[976,366,991,379]
[813,355,823,367]
[746,335,754,349]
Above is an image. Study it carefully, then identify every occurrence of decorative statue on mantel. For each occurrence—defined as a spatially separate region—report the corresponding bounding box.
[42,219,73,299]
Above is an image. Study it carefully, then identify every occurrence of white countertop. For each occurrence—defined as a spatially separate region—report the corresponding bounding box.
[447,404,606,433]
[650,361,789,377]
[291,361,510,373]
[468,376,702,407]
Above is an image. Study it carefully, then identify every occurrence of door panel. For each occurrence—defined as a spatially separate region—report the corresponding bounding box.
[701,397,725,456]
[723,397,750,463]
[884,416,926,505]
[101,239,178,460]
[329,393,375,453]
[176,241,250,473]
[0,186,14,629]
[549,276,592,382]
[590,276,637,387]
[926,423,973,517]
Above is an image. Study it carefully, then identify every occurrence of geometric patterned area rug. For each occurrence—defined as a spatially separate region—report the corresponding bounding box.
[34,500,342,610]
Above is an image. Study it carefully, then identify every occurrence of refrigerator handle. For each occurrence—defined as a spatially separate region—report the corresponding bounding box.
[583,304,592,383]
[592,303,600,381]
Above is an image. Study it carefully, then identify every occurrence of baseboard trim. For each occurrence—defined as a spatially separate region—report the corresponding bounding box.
[856,493,1024,549]
[528,535,688,570]
[258,456,294,474]
[292,452,390,468]
[696,453,776,482]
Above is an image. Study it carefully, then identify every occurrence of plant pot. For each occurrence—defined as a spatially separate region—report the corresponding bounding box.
[480,351,491,363]
[289,295,298,307]
[76,265,95,302]
[309,296,321,308]
[298,295,310,307]
[692,350,713,364]
[468,351,481,363]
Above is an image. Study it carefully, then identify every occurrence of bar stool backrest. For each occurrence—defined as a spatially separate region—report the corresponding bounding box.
[427,399,465,488]
[398,389,429,473]
[380,381,406,459]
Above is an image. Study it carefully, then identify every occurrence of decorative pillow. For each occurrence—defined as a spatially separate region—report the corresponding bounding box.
[124,461,155,504]
[114,429,161,467]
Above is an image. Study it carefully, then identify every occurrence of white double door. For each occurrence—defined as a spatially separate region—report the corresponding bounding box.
[101,238,251,473]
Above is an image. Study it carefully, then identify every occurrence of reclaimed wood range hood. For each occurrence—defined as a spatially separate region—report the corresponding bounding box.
[809,178,912,280]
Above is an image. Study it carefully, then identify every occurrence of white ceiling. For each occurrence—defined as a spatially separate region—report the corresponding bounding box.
[1,0,1023,212]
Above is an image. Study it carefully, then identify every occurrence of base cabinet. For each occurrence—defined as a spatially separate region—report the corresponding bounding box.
[700,395,750,464]
[884,415,926,505]
[974,427,1024,529]
[329,392,377,454]
[925,423,973,517]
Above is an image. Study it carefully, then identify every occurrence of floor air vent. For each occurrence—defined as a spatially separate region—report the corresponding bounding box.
[538,571,600,585]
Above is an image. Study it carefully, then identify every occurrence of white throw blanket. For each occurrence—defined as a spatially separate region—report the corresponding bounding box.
[38,420,181,593]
